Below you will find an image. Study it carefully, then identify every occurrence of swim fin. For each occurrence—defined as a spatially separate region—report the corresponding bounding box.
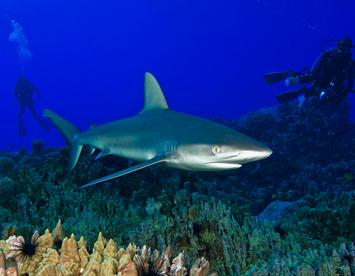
[264,72,289,84]
[276,88,307,103]
[264,70,300,84]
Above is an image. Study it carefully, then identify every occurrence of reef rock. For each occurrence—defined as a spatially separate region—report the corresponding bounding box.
[256,200,298,222]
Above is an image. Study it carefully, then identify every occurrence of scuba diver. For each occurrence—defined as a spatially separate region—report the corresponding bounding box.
[264,37,354,104]
[14,75,50,136]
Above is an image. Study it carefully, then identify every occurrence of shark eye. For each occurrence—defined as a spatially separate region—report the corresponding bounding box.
[211,146,221,155]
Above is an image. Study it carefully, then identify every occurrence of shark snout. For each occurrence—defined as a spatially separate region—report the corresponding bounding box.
[252,147,273,160]
[234,146,272,164]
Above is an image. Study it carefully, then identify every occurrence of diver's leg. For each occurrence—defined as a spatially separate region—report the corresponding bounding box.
[29,102,41,120]
[18,103,26,136]
[29,103,51,131]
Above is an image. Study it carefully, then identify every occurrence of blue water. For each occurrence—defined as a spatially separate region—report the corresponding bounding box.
[0,0,354,150]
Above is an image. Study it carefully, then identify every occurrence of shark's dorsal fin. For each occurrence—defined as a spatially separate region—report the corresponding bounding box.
[141,72,169,113]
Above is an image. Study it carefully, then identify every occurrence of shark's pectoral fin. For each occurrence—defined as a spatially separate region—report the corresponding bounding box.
[80,154,167,189]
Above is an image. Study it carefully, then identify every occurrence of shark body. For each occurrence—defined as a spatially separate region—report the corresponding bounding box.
[45,73,272,188]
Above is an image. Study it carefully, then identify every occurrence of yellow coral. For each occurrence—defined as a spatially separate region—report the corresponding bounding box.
[118,253,132,272]
[94,232,106,255]
[0,251,5,275]
[0,241,9,255]
[78,236,90,270]
[35,248,60,274]
[118,260,138,276]
[101,239,119,275]
[52,220,65,247]
[103,239,117,259]
[36,264,60,276]
[1,228,213,276]
[58,234,81,274]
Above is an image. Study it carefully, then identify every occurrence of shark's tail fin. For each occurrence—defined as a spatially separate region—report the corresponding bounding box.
[43,109,83,170]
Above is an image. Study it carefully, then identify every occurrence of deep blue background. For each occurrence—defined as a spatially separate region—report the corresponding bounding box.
[1,0,354,150]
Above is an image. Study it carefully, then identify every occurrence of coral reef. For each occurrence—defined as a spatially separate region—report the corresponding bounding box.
[245,243,355,275]
[0,98,354,274]
[0,220,353,275]
[0,225,216,276]
[0,157,15,173]
[279,191,355,248]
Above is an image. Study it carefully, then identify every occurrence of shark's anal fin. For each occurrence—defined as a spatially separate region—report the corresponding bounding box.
[80,154,167,189]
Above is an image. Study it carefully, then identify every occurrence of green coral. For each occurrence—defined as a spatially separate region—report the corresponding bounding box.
[0,156,15,173]
[0,177,16,199]
[280,192,355,248]
[343,173,354,183]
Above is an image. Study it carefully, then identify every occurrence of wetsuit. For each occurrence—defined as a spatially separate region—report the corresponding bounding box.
[300,49,353,102]
[14,77,49,136]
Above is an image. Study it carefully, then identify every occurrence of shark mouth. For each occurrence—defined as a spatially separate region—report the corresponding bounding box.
[221,150,273,164]
[206,162,242,169]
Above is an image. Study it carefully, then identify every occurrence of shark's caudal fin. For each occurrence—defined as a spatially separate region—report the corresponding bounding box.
[43,109,83,170]
[141,72,169,113]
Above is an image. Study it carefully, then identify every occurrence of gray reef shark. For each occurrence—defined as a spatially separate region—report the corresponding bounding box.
[44,72,272,188]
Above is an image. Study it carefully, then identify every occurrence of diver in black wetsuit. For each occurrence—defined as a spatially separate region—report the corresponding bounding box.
[264,37,354,104]
[14,75,50,136]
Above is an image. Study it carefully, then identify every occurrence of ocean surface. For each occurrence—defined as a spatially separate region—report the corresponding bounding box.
[0,0,354,149]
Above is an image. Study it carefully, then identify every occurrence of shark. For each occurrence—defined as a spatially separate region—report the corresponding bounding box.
[44,72,272,188]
